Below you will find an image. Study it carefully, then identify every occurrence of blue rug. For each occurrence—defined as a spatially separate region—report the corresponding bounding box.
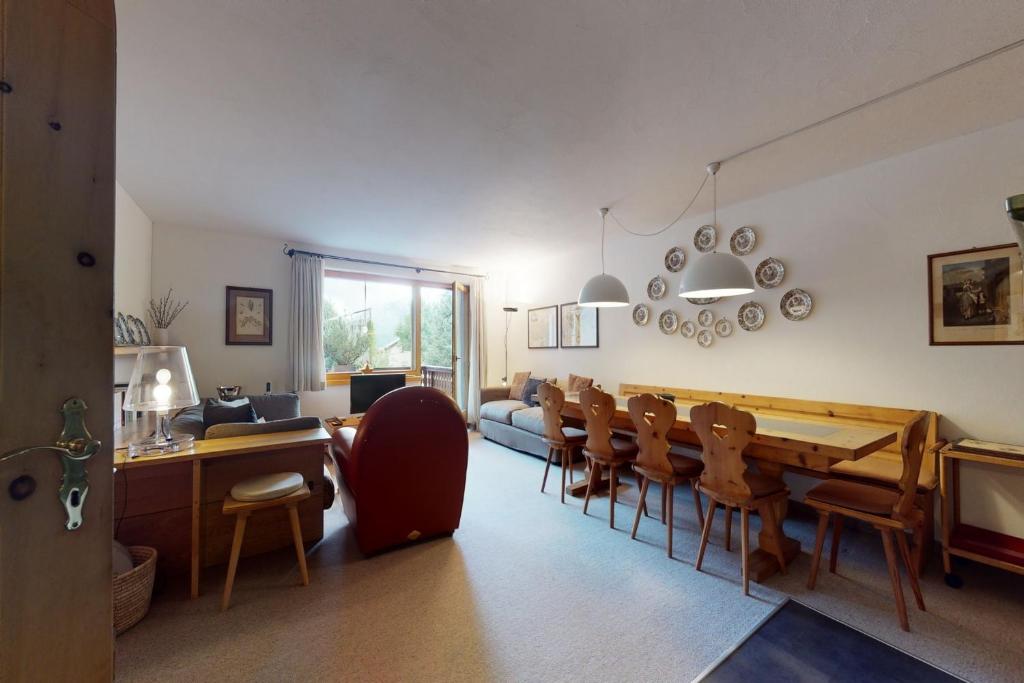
[698,600,961,682]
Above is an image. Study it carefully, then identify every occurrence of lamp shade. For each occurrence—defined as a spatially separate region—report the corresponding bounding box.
[678,252,755,299]
[578,273,630,307]
[123,346,200,412]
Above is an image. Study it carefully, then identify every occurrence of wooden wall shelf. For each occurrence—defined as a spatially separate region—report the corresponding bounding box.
[114,346,141,356]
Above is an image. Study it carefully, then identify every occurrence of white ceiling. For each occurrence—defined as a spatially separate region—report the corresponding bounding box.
[115,1,1024,270]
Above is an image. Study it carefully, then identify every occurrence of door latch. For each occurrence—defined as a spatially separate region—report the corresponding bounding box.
[0,398,101,530]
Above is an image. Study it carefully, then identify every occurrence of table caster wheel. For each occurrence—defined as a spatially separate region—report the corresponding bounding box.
[944,572,963,589]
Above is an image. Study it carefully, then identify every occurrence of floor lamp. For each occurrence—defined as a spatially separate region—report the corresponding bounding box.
[501,306,518,385]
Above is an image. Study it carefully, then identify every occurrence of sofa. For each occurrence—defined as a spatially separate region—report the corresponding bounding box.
[171,393,334,508]
[478,376,591,461]
[331,386,469,555]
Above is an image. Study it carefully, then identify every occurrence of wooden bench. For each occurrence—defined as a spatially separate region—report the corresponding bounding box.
[618,384,941,572]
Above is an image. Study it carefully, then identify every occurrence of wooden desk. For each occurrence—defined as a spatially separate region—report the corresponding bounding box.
[115,428,332,598]
[562,392,897,582]
[940,440,1024,585]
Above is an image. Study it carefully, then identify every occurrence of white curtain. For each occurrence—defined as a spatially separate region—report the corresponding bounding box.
[465,282,486,427]
[289,253,326,392]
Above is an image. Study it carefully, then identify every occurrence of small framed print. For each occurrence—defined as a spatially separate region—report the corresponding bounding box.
[928,243,1024,345]
[226,286,273,345]
[527,305,558,349]
[560,302,599,348]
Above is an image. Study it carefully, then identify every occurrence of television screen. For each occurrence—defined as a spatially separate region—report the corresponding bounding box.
[350,373,406,414]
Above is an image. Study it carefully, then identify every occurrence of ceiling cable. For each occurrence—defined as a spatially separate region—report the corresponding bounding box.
[605,35,1024,236]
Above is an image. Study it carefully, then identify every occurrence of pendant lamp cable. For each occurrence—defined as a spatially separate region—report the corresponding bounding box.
[607,172,709,237]
[600,208,608,273]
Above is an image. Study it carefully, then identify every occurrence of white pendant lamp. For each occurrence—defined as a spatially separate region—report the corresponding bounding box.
[678,162,754,299]
[579,208,629,307]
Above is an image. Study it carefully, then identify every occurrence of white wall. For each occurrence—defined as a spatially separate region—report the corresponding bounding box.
[150,224,479,417]
[114,182,153,383]
[486,117,1024,535]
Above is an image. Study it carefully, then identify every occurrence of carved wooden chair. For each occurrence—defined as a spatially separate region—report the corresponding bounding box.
[691,401,789,595]
[627,394,704,557]
[538,382,587,503]
[805,411,930,631]
[579,386,639,528]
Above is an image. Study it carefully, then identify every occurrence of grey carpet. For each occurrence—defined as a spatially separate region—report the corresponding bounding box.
[114,434,1024,682]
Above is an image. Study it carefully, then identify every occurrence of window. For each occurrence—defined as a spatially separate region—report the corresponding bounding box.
[323,271,454,385]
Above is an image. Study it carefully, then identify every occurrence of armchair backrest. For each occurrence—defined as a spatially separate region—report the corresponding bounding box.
[894,411,930,520]
[628,393,676,477]
[537,382,567,443]
[691,401,757,504]
[579,385,618,460]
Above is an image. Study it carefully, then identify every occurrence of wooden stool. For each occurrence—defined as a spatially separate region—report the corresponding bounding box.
[221,473,311,610]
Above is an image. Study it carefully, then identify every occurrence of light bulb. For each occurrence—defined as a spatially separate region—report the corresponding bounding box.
[155,368,172,385]
[152,384,172,405]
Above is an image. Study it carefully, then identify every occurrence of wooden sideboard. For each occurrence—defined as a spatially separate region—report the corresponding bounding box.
[114,428,332,598]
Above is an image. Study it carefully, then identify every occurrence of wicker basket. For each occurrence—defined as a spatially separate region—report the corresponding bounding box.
[113,546,157,635]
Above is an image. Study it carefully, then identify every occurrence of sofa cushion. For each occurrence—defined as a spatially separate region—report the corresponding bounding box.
[567,373,594,392]
[510,406,545,435]
[203,398,257,430]
[170,405,206,440]
[205,416,322,439]
[520,377,548,407]
[247,393,301,421]
[508,372,531,401]
[480,399,529,425]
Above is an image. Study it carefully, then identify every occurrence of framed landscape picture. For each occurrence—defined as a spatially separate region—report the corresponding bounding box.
[928,243,1024,345]
[560,302,598,348]
[226,286,273,345]
[527,305,558,349]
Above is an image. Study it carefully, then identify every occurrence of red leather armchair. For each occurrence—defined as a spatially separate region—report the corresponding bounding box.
[330,386,469,555]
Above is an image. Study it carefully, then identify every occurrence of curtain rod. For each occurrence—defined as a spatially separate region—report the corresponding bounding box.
[282,244,486,279]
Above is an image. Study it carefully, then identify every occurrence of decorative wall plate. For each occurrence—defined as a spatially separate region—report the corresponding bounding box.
[715,318,733,337]
[697,309,714,328]
[632,303,650,326]
[658,309,680,334]
[664,247,686,272]
[737,301,766,331]
[679,320,696,338]
[647,275,668,300]
[754,257,785,288]
[694,225,717,253]
[730,227,757,256]
[780,288,813,321]
[686,296,721,305]
[697,329,714,347]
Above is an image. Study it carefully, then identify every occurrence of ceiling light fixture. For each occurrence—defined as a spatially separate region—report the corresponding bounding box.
[678,162,755,299]
[578,208,630,307]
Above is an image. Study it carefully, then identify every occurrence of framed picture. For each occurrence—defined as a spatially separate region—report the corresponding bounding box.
[527,305,558,349]
[560,302,599,348]
[928,243,1024,345]
[226,286,273,345]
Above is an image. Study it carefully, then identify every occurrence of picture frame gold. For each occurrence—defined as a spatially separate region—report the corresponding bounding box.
[928,243,1024,345]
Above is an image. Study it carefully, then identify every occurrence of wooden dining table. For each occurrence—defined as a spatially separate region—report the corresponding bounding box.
[561,392,898,582]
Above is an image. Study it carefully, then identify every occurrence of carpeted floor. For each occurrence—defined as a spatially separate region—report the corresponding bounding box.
[115,434,1024,682]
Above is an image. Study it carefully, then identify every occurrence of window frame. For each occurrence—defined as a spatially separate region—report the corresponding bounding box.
[323,270,453,386]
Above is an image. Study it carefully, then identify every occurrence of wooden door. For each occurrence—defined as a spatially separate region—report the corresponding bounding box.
[0,0,116,679]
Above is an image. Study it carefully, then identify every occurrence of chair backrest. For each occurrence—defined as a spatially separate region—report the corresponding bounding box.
[537,382,567,443]
[894,411,931,519]
[690,401,757,503]
[579,385,618,459]
[627,393,676,477]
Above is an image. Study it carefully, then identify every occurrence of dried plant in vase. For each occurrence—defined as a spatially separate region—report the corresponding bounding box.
[148,289,189,345]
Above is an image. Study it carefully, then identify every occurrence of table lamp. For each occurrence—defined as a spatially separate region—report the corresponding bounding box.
[123,346,200,458]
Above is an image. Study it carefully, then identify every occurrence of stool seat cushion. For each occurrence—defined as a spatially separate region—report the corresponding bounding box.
[231,472,304,502]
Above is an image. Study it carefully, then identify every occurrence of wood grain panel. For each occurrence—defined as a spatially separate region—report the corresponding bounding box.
[115,460,191,517]
[202,496,323,567]
[0,0,116,679]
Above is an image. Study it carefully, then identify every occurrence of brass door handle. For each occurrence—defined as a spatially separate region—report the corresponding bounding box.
[0,398,100,530]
